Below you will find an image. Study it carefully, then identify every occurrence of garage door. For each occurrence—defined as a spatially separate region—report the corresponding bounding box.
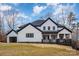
[9,37,17,43]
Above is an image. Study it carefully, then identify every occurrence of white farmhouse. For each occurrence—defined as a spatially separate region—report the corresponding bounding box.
[6,18,72,43]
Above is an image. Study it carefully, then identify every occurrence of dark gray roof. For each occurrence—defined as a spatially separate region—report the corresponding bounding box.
[19,17,64,28]
[19,20,45,28]
[6,17,72,35]
[17,23,42,32]
[31,20,45,26]
[18,17,72,32]
[19,18,69,29]
[31,18,64,27]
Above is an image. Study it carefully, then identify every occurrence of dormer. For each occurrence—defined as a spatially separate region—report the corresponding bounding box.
[38,18,58,31]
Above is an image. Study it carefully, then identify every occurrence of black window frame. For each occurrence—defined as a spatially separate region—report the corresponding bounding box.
[26,33,34,38]
[48,26,50,30]
[65,34,70,39]
[43,26,46,30]
[53,26,55,30]
[59,34,64,39]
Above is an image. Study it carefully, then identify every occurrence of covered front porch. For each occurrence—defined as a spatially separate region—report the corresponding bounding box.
[42,31,72,45]
[42,32,58,43]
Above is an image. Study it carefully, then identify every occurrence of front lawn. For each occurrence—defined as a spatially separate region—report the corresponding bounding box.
[0,43,78,56]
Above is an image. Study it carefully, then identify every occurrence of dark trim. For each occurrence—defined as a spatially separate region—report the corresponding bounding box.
[17,42,43,43]
[8,17,72,35]
[6,29,17,35]
[18,17,72,33]
[58,27,72,33]
[19,24,28,28]
[58,28,64,32]
[34,17,64,28]
[34,18,65,29]
[64,27,72,33]
[17,42,42,43]
[42,31,58,34]
[17,23,42,32]
[39,18,60,27]
[18,18,66,29]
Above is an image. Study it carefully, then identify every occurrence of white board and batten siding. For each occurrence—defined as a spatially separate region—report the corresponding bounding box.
[57,29,72,39]
[7,31,17,43]
[17,25,42,42]
[58,27,63,30]
[38,19,58,31]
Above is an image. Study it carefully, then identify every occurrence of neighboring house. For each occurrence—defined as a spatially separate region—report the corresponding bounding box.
[6,18,72,43]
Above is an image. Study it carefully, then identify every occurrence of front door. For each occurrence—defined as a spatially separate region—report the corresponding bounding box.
[43,35,49,39]
[51,35,57,39]
[43,35,50,42]
[51,34,57,42]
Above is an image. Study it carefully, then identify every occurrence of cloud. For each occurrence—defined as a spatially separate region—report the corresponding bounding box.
[15,12,32,28]
[52,3,76,25]
[32,3,60,15]
[53,4,75,16]
[0,5,12,11]
[47,3,60,7]
[12,3,19,6]
[33,5,47,15]
[17,13,29,19]
[16,12,32,22]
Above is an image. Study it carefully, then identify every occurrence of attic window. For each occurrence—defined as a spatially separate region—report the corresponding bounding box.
[43,26,46,30]
[26,33,34,38]
[53,26,55,30]
[48,26,50,30]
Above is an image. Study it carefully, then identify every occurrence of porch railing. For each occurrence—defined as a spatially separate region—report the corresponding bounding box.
[56,39,72,46]
[42,39,72,46]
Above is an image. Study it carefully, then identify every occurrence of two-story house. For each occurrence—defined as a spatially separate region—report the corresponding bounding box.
[6,18,72,43]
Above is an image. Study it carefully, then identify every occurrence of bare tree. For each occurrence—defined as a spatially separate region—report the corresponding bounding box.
[0,12,6,42]
[0,13,2,42]
[67,12,76,28]
[61,8,66,26]
[6,10,18,30]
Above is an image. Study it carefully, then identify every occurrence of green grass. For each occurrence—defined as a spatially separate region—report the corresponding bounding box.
[0,43,78,56]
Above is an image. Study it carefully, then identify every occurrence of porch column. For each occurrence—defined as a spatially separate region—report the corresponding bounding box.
[49,34,51,39]
[64,34,65,39]
[7,37,9,43]
[70,34,72,39]
[57,34,59,39]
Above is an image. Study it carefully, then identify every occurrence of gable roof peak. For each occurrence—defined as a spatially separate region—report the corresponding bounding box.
[42,17,59,26]
[46,17,52,20]
[58,27,72,33]
[17,23,42,32]
[6,29,17,35]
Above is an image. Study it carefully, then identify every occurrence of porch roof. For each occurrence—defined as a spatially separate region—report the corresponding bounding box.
[42,31,58,34]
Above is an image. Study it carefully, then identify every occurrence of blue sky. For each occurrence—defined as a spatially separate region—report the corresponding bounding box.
[0,3,79,30]
[8,3,79,21]
[0,3,79,22]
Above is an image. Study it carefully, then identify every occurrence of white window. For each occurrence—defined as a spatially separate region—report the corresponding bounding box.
[43,26,46,30]
[59,34,64,39]
[48,26,50,30]
[53,26,55,30]
[65,34,70,39]
[26,33,34,38]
